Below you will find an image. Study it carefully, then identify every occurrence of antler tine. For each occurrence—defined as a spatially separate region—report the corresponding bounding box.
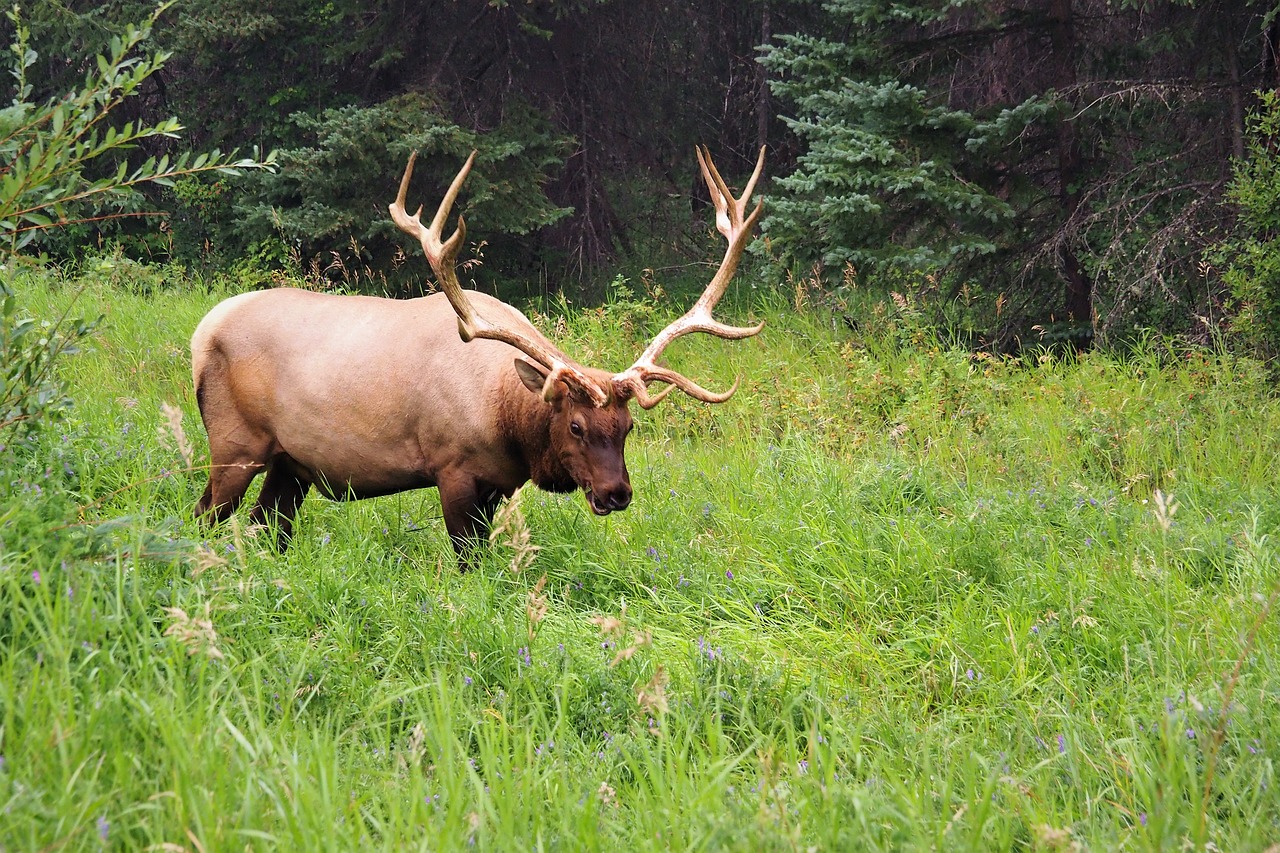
[612,146,766,407]
[391,150,478,332]
[696,144,766,243]
[390,151,608,407]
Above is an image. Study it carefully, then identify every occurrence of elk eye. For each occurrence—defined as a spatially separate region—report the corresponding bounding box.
[570,421,584,437]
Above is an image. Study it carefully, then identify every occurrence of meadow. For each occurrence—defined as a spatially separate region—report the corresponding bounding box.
[1,257,1278,850]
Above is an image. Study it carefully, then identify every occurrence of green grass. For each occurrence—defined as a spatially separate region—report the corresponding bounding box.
[2,258,1279,850]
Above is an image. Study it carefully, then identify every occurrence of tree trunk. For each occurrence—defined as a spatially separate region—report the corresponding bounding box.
[1047,0,1091,331]
[756,0,772,153]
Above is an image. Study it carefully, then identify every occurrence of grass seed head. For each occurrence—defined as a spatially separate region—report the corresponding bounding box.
[1153,489,1179,532]
[636,665,669,716]
[1031,824,1080,852]
[490,486,539,573]
[189,543,227,577]
[610,629,652,667]
[597,781,618,808]
[590,614,623,637]
[527,574,549,642]
[157,401,193,468]
[161,602,224,660]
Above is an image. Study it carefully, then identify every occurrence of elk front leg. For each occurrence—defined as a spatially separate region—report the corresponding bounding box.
[438,474,507,569]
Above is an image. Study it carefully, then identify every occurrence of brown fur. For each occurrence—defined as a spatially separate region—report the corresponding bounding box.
[191,287,634,564]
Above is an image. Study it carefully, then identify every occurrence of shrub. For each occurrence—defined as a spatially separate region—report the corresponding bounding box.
[1216,91,1280,361]
[0,2,273,254]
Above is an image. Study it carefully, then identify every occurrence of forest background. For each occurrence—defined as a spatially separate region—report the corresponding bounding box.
[6,3,1280,849]
[9,0,1280,355]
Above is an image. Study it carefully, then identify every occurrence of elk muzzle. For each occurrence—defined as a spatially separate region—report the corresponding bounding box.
[586,480,632,515]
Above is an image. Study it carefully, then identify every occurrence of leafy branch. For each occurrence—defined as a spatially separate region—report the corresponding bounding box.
[0,2,276,252]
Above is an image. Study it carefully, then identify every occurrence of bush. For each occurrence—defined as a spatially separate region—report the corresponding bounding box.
[0,270,96,449]
[0,3,273,255]
[1216,91,1280,362]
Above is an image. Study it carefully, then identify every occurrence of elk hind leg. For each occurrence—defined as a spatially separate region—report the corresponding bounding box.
[193,370,271,526]
[196,457,266,525]
[194,419,271,525]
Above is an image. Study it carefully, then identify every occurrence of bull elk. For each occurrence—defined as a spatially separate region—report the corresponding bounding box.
[190,146,765,564]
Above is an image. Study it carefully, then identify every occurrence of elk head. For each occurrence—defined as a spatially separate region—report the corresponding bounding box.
[388,146,766,517]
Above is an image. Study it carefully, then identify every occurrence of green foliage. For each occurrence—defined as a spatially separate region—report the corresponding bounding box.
[0,2,274,253]
[231,93,570,291]
[758,1,1051,281]
[1215,90,1280,361]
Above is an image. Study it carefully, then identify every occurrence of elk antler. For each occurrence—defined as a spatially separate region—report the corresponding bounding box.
[389,151,608,406]
[612,145,766,409]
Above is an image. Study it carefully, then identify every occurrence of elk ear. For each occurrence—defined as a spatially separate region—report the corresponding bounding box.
[514,358,550,395]
[514,358,595,405]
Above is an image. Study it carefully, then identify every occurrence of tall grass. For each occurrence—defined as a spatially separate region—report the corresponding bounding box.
[1,259,1278,850]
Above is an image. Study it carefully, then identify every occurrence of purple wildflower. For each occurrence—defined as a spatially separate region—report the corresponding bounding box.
[1186,728,1195,739]
[965,668,975,681]
[1057,734,1066,753]
[31,569,40,584]
[725,569,734,580]
[464,675,473,686]
[1139,813,1147,827]
[96,815,109,844]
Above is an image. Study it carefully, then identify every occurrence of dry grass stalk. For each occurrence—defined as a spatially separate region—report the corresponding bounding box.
[636,665,669,716]
[1031,824,1080,852]
[589,600,652,667]
[489,486,539,573]
[161,602,224,660]
[1153,489,1179,532]
[588,612,623,637]
[527,574,549,643]
[597,781,618,808]
[158,401,194,468]
[610,629,651,667]
[189,543,227,578]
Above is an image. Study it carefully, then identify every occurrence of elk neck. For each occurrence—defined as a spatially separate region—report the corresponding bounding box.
[496,371,577,494]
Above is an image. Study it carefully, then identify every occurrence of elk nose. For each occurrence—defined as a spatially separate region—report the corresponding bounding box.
[607,485,632,511]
